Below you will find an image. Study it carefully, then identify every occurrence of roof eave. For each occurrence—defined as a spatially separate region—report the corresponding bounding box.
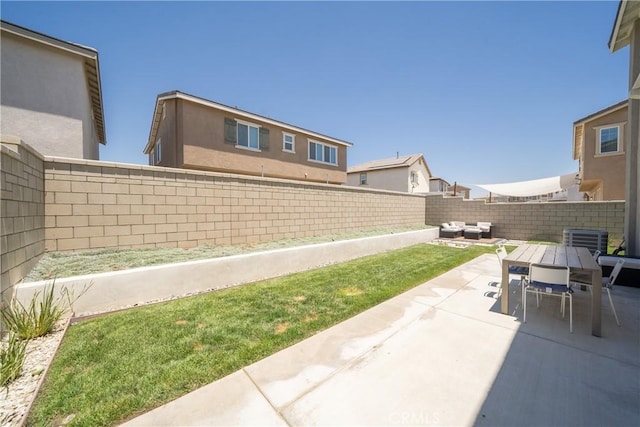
[609,0,640,53]
[1,20,106,145]
[146,91,353,152]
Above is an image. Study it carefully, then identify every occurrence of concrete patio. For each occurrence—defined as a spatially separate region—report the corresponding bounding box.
[123,253,640,426]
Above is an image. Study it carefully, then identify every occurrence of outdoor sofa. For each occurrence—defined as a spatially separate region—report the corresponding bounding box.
[439,221,493,239]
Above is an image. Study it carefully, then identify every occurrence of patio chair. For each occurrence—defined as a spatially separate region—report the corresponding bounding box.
[496,246,529,277]
[571,258,624,326]
[522,263,573,333]
[569,250,600,283]
[495,246,529,297]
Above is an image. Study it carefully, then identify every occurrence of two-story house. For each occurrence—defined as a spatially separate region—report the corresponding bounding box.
[573,100,628,201]
[143,91,353,184]
[346,154,432,193]
[0,20,106,159]
[429,177,471,199]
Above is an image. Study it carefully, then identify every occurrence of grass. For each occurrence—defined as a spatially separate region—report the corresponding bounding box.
[28,243,495,427]
[25,225,432,281]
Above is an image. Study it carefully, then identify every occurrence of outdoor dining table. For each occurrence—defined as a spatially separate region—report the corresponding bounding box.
[501,244,603,337]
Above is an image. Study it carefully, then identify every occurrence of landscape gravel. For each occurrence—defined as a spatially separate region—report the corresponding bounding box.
[1,323,66,427]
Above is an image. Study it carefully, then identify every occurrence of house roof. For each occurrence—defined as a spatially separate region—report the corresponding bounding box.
[572,100,628,160]
[145,90,353,154]
[0,20,106,145]
[347,154,430,175]
[609,0,640,53]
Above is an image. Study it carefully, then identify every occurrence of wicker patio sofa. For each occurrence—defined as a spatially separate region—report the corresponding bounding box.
[440,221,493,239]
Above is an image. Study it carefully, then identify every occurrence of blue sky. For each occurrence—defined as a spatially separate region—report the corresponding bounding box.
[1,1,629,197]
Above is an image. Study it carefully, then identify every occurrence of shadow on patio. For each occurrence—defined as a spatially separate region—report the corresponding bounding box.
[124,253,640,426]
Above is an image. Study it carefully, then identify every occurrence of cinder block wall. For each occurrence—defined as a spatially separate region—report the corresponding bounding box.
[1,138,45,306]
[43,157,427,252]
[425,194,625,242]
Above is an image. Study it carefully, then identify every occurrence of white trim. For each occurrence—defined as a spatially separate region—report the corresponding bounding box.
[235,119,261,151]
[161,103,166,120]
[594,123,625,155]
[631,74,640,99]
[155,92,353,147]
[282,132,296,153]
[360,172,367,185]
[155,138,162,164]
[307,139,338,166]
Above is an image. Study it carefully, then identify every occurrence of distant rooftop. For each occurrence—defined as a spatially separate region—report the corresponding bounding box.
[347,154,426,174]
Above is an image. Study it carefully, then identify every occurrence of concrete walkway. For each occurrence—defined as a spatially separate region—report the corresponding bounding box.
[122,254,640,426]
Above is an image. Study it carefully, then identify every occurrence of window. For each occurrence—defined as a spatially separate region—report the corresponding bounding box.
[224,118,270,151]
[597,125,622,155]
[155,138,162,164]
[161,103,166,120]
[360,173,367,185]
[410,171,419,186]
[237,121,260,150]
[283,132,295,152]
[308,140,337,165]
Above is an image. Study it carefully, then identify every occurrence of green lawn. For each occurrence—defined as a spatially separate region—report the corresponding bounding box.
[28,243,495,427]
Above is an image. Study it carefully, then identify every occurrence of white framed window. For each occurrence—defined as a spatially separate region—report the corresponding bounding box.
[595,123,624,155]
[236,120,261,151]
[410,171,419,186]
[155,138,162,164]
[283,132,295,152]
[308,140,337,165]
[360,173,367,185]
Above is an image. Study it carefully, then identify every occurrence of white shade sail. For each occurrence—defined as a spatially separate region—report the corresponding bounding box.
[476,173,579,197]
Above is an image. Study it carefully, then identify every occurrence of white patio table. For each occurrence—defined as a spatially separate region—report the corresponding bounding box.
[501,244,603,337]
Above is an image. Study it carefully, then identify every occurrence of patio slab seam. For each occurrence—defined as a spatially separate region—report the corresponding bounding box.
[241,368,292,427]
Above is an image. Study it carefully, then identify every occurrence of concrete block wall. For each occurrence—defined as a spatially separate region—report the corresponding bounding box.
[43,157,427,252]
[425,194,626,242]
[1,137,45,306]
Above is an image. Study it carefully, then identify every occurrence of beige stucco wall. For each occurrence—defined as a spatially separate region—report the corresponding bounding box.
[425,194,625,243]
[347,162,430,193]
[348,167,409,192]
[171,99,348,184]
[580,106,628,200]
[625,19,640,256]
[0,32,99,160]
[0,137,45,310]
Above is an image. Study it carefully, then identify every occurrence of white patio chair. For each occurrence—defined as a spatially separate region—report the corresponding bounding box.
[569,250,601,283]
[571,258,624,326]
[523,263,573,332]
[496,246,529,280]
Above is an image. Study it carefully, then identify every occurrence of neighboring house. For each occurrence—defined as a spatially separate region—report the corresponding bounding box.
[0,20,106,159]
[144,91,353,184]
[346,154,431,193]
[573,100,628,201]
[428,177,471,199]
[429,177,450,194]
[609,0,640,256]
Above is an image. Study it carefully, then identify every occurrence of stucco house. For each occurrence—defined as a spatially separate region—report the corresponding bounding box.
[609,0,639,256]
[428,177,471,199]
[0,20,106,159]
[144,91,353,184]
[346,154,431,193]
[573,100,628,201]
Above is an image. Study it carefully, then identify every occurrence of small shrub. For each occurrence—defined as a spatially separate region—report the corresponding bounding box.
[1,286,64,340]
[1,332,27,387]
